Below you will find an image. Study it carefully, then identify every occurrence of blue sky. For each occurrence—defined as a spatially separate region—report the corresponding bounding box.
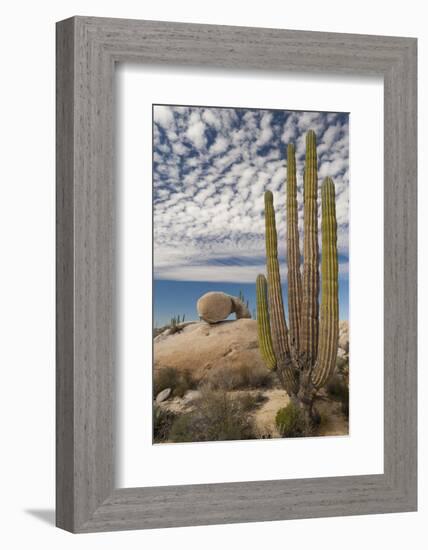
[153,105,349,326]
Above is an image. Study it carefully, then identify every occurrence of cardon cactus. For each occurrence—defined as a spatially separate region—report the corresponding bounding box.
[256,130,339,428]
[197,291,251,324]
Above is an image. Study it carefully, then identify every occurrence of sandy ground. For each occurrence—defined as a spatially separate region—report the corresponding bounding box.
[252,389,289,437]
[316,396,349,436]
[251,389,348,438]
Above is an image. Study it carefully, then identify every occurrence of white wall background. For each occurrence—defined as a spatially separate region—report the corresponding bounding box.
[0,1,424,548]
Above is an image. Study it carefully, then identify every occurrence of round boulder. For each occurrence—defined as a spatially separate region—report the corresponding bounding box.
[197,291,251,324]
[197,292,234,323]
[155,387,172,404]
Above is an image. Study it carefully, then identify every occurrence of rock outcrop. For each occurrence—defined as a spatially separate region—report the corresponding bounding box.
[338,320,349,353]
[196,291,251,324]
[337,320,349,377]
[154,319,349,382]
[154,319,263,379]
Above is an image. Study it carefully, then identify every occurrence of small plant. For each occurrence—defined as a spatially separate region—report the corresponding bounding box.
[168,388,256,442]
[168,414,195,442]
[238,289,250,312]
[206,363,274,391]
[326,374,349,418]
[169,314,186,334]
[174,369,197,397]
[154,367,178,397]
[275,403,305,437]
[237,391,266,412]
[153,405,176,442]
[326,374,347,400]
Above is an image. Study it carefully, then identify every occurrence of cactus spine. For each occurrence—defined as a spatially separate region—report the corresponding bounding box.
[256,130,339,426]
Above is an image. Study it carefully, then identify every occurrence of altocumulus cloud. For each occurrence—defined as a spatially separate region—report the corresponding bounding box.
[153,105,349,284]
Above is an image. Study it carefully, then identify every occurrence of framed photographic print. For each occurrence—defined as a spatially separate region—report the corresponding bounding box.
[150,103,351,444]
[56,17,417,532]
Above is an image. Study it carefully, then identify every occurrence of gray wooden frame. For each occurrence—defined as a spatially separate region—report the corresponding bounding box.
[56,16,417,533]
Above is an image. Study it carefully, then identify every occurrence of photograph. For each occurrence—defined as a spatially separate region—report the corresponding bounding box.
[152,104,350,443]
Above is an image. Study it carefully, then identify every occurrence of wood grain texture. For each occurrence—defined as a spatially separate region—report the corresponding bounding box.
[56,16,417,533]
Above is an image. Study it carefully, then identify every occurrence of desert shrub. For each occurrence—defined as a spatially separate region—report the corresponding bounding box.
[326,375,347,399]
[326,374,349,418]
[275,403,305,437]
[167,414,195,442]
[153,405,176,442]
[237,391,266,412]
[174,369,197,397]
[207,364,274,391]
[168,324,182,335]
[153,367,179,397]
[236,364,274,389]
[153,367,196,398]
[168,389,256,443]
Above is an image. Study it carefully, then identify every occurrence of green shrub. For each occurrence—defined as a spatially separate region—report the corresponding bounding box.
[153,367,196,398]
[275,403,305,437]
[168,389,256,443]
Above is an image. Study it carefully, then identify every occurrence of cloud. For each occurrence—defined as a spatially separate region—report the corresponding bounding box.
[210,135,229,155]
[153,105,349,283]
[185,112,207,149]
[153,105,174,127]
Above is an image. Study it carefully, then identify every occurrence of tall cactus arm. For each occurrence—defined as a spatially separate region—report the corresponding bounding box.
[264,190,290,361]
[300,130,320,369]
[286,143,302,355]
[312,177,339,389]
[256,274,277,371]
[264,191,299,395]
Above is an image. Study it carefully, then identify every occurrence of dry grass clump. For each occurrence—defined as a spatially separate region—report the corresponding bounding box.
[206,363,274,391]
[168,388,258,443]
[153,405,176,442]
[153,367,197,398]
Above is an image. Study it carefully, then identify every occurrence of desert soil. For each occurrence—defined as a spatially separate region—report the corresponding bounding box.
[159,388,348,438]
[251,389,348,438]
